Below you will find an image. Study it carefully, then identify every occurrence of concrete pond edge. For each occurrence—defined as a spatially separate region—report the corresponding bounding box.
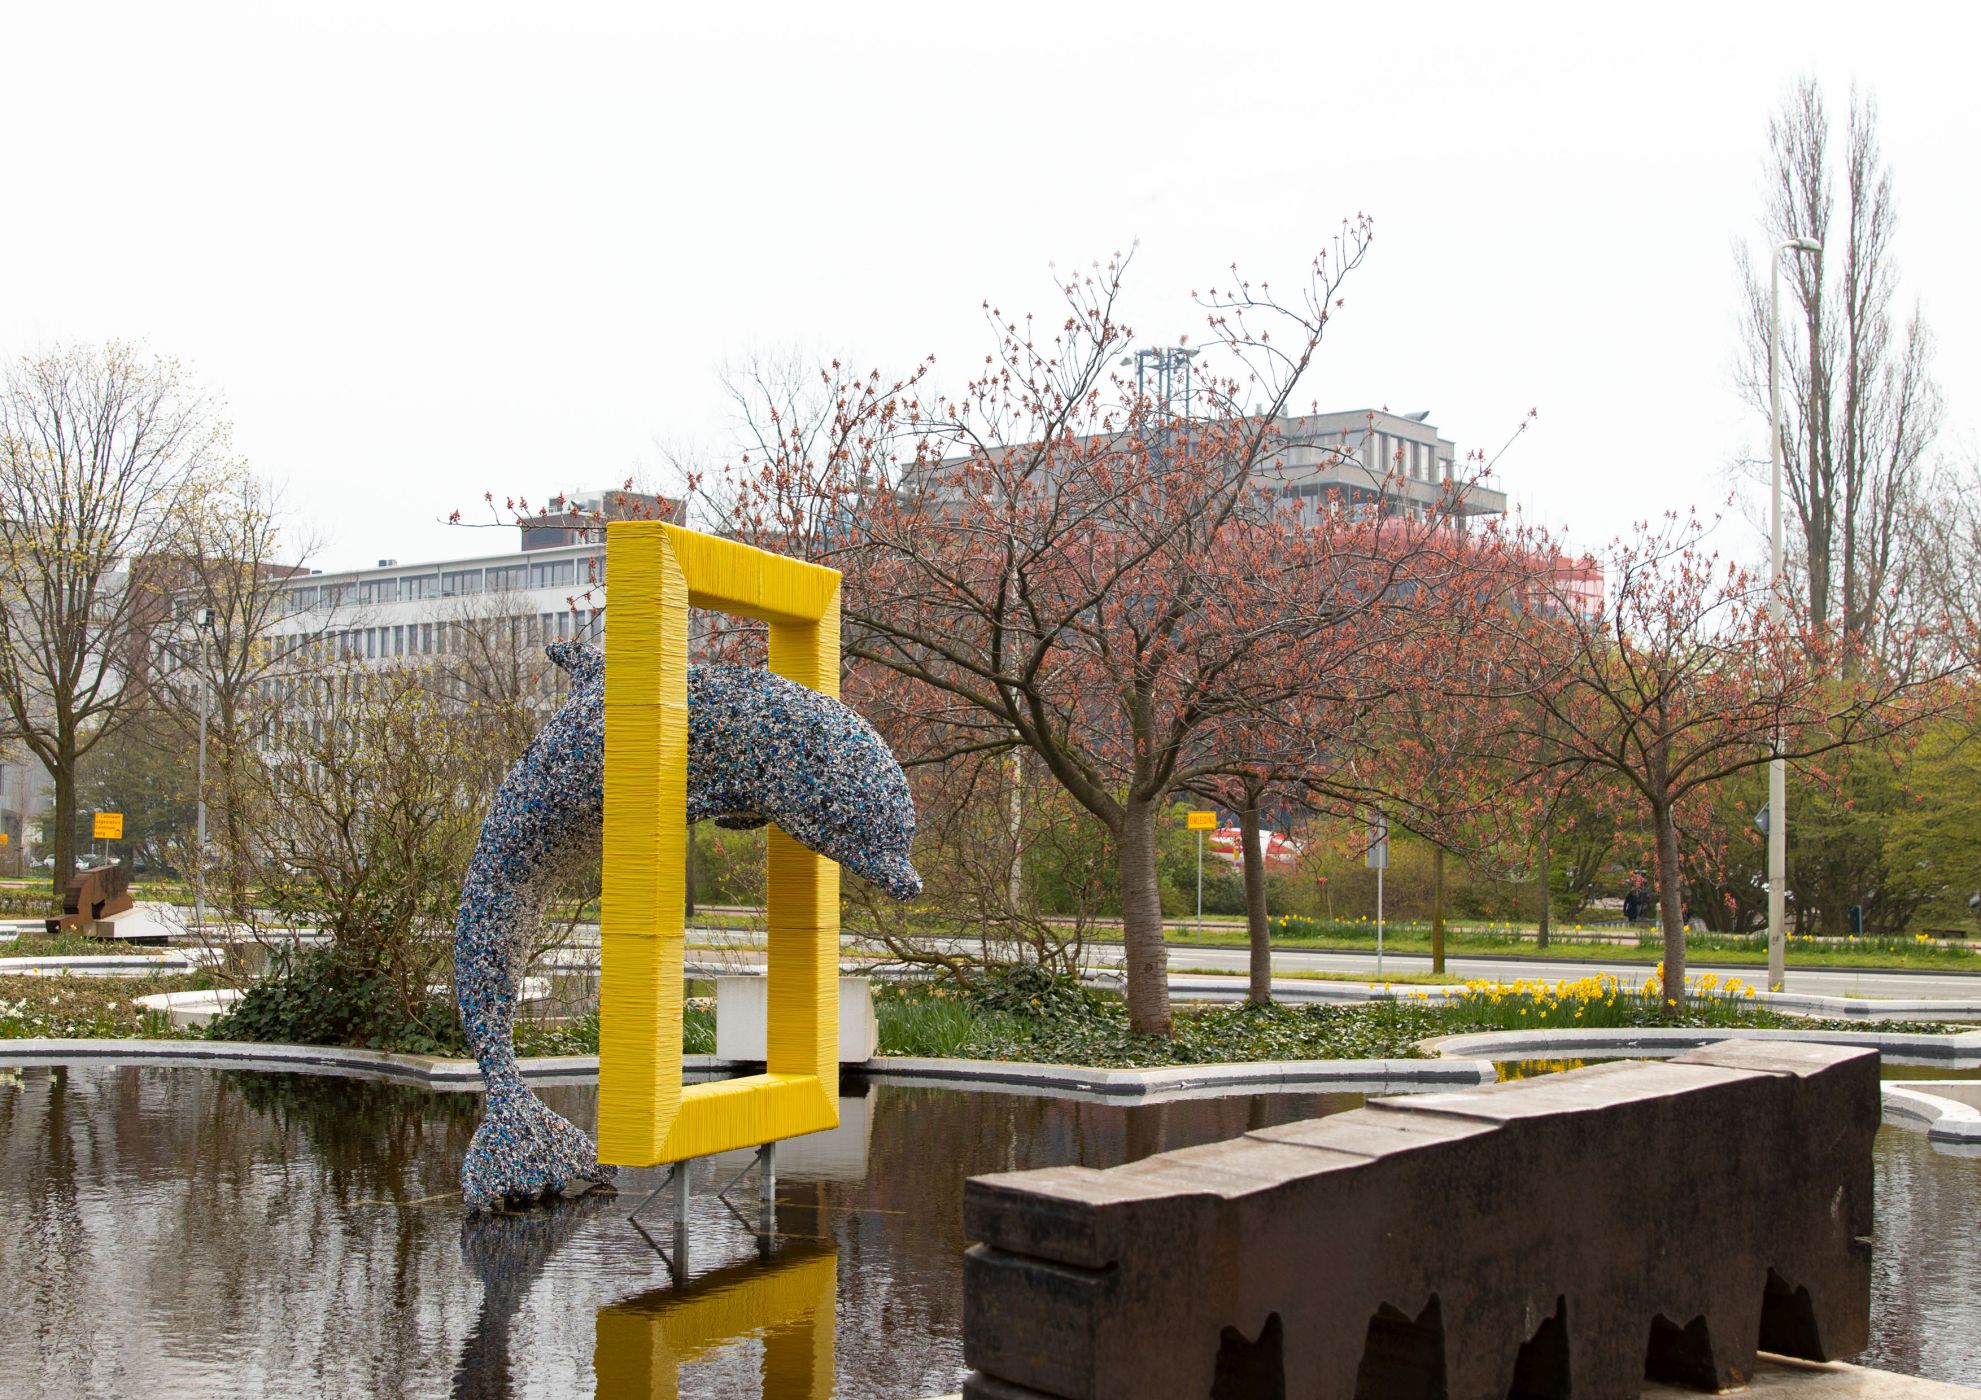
[0,1024,1974,1125]
[1416,1024,1981,1064]
[0,1037,1499,1100]
[1880,1083,1981,1147]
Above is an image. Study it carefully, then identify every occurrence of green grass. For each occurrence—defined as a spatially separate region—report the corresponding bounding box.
[0,972,211,1039]
[864,971,1969,1069]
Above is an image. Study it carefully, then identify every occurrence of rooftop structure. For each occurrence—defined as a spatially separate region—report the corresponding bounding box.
[1257,408,1506,522]
[909,408,1507,525]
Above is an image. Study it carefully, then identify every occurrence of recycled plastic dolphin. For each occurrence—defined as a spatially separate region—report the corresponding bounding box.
[454,640,921,1209]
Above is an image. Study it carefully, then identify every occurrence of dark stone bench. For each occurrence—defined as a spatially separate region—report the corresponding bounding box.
[45,863,134,936]
[962,1042,1877,1399]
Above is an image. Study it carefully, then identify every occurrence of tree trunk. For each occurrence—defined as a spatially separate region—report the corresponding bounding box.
[1535,822,1552,950]
[1430,844,1446,975]
[1117,797,1173,1035]
[1239,800,1271,1006]
[1008,749,1025,913]
[1652,800,1687,1015]
[217,732,255,926]
[51,746,78,899]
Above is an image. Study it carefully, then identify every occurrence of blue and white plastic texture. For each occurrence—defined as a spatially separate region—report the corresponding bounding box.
[452,640,920,1209]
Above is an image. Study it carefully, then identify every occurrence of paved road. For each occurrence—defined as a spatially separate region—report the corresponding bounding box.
[1127,942,1981,1001]
[659,925,1981,1002]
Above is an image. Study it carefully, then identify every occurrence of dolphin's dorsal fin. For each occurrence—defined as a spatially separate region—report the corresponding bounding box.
[545,641,604,686]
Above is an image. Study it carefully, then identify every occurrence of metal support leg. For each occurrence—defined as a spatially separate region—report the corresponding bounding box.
[757,1141,777,1204]
[670,1160,691,1224]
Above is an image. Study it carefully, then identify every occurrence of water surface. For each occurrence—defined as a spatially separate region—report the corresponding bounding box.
[0,1064,1973,1397]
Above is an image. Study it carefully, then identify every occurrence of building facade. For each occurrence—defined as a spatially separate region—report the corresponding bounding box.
[258,490,679,665]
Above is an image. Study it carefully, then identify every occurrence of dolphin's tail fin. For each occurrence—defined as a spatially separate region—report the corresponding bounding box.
[462,1081,617,1209]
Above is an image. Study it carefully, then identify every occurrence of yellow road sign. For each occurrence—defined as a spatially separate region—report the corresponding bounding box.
[93,813,123,840]
[1186,810,1218,831]
[0,833,8,846]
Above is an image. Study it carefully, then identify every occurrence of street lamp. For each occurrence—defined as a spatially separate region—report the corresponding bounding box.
[1768,236,1821,993]
[193,606,218,935]
[1118,347,1199,418]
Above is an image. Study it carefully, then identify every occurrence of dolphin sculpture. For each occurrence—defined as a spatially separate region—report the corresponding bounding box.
[454,640,921,1209]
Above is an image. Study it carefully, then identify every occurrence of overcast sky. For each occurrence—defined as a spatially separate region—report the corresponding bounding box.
[5,2,1976,574]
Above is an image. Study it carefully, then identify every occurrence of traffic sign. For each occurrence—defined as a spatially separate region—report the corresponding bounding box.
[1365,816,1389,869]
[1185,810,1218,832]
[93,812,123,840]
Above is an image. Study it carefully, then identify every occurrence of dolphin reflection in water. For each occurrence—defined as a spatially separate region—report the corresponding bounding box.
[453,641,921,1209]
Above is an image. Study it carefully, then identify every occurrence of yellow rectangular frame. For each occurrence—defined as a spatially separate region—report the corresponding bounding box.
[594,1248,836,1398]
[599,521,843,1166]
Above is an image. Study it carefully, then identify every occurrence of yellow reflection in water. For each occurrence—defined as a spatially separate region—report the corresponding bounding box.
[594,1248,837,1399]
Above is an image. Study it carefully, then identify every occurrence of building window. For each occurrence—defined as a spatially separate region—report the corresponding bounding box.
[421,623,434,654]
[394,625,405,657]
[443,569,482,596]
[530,559,574,590]
[487,563,528,592]
[359,578,399,604]
[365,630,376,659]
[405,575,441,600]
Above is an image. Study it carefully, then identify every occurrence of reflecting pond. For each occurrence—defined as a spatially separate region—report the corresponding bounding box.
[0,1064,1975,1397]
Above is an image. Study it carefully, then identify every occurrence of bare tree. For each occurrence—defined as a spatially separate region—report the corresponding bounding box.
[1735,79,1944,661]
[0,343,224,892]
[848,748,1099,984]
[1912,458,1981,669]
[150,472,320,923]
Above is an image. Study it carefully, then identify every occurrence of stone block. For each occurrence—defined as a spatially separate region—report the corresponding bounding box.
[962,1042,1879,1400]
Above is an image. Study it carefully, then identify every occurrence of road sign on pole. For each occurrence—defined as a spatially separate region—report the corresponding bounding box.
[93,813,123,841]
[1187,812,1215,936]
[1365,818,1388,869]
[1367,816,1389,977]
[1187,811,1217,938]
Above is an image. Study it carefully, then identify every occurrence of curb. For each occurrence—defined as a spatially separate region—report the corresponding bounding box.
[0,950,224,977]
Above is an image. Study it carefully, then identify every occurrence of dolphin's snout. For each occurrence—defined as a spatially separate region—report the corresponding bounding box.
[852,850,922,901]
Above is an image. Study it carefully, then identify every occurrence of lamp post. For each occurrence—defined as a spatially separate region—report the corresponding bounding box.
[1768,236,1821,993]
[193,607,217,936]
[1118,347,1199,418]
